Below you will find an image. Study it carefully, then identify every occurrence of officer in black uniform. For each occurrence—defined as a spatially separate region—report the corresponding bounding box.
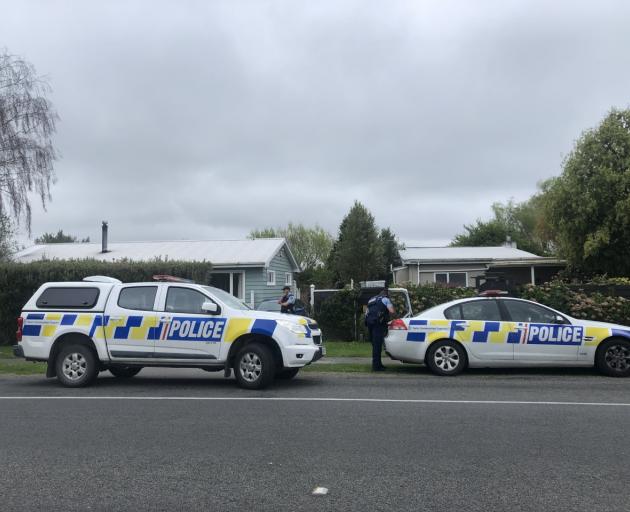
[365,287,396,371]
[278,286,296,314]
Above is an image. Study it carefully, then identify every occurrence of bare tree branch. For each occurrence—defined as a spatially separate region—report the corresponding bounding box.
[0,49,58,233]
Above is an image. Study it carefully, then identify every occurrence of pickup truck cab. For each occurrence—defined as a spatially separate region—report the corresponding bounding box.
[14,276,324,389]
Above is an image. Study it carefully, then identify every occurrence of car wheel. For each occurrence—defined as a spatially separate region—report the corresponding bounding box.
[55,344,98,387]
[596,338,630,377]
[426,340,467,376]
[234,343,276,390]
[108,366,142,378]
[276,368,300,380]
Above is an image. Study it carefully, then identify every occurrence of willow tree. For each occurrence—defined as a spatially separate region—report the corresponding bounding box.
[0,50,58,232]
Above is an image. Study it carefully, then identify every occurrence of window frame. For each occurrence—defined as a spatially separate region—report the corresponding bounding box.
[285,272,292,286]
[117,285,158,312]
[499,299,570,325]
[267,270,276,286]
[433,271,468,287]
[164,286,218,315]
[209,271,245,300]
[36,287,100,310]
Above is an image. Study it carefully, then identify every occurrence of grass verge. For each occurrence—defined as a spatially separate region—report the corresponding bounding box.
[323,342,371,357]
[0,345,46,374]
[304,363,424,374]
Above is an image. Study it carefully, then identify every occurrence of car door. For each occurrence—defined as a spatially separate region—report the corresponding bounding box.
[445,299,513,360]
[503,299,581,361]
[155,285,225,361]
[104,285,160,359]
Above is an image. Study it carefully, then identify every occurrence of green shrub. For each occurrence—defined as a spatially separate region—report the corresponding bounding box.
[314,288,360,341]
[0,259,212,345]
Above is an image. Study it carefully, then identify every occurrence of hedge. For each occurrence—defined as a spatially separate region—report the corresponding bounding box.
[0,259,213,345]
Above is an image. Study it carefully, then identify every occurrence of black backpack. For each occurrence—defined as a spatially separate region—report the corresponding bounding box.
[365,296,388,326]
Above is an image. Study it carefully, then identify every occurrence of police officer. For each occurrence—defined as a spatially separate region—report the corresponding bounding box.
[365,287,395,371]
[278,285,296,314]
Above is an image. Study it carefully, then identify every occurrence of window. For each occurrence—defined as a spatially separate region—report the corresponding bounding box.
[165,287,210,314]
[209,272,244,299]
[434,272,468,287]
[448,300,502,321]
[118,286,157,311]
[285,272,292,286]
[267,270,276,286]
[36,287,99,309]
[503,300,563,324]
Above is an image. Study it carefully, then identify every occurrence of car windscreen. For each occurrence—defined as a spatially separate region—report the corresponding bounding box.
[202,286,251,310]
[258,301,281,312]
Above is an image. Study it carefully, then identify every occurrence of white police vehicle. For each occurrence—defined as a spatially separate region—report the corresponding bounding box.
[13,276,324,389]
[385,294,630,377]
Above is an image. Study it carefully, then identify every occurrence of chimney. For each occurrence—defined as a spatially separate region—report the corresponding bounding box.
[503,236,517,249]
[101,221,109,253]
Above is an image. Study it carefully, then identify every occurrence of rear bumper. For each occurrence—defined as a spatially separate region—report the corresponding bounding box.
[13,344,24,358]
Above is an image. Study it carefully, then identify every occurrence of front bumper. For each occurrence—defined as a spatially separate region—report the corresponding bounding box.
[284,344,326,367]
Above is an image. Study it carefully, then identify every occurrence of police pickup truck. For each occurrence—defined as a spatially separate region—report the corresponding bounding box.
[14,276,324,389]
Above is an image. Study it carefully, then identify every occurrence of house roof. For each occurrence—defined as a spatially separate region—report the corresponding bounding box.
[13,238,301,271]
[400,246,542,263]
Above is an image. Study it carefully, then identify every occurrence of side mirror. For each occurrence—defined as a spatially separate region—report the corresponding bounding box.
[201,301,219,314]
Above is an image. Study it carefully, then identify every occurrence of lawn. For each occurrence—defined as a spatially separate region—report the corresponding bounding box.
[0,345,46,375]
[323,341,371,357]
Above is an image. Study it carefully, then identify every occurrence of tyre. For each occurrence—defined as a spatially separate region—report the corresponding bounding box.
[108,366,142,378]
[55,344,98,387]
[276,367,300,380]
[596,338,630,377]
[234,343,276,390]
[425,340,467,376]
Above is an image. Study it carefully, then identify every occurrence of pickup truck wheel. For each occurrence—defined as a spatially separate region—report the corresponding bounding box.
[55,344,98,387]
[234,343,275,390]
[276,368,300,380]
[108,366,142,378]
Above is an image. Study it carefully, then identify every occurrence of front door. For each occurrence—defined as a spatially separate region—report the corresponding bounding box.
[503,299,581,361]
[154,285,225,361]
[104,285,160,359]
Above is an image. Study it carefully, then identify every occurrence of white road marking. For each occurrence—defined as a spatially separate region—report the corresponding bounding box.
[0,396,629,407]
[312,487,328,495]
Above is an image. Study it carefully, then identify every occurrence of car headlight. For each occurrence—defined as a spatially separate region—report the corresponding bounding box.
[277,319,308,335]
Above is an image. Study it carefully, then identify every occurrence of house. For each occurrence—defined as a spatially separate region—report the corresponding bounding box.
[393,243,565,289]
[13,234,300,307]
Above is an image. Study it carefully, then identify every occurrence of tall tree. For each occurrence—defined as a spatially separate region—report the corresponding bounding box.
[0,51,58,231]
[452,196,554,256]
[544,108,630,275]
[329,201,384,285]
[35,229,89,244]
[250,223,334,271]
[379,227,403,284]
[0,213,17,261]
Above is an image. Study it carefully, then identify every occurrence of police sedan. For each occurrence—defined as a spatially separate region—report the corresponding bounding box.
[384,295,630,377]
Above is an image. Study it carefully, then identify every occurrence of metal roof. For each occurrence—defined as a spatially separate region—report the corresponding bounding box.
[13,238,300,271]
[400,246,542,263]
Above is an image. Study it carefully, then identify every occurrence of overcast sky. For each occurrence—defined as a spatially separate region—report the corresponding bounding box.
[3,0,630,246]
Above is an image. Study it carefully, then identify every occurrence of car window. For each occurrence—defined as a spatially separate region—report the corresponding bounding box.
[118,286,157,311]
[459,300,502,321]
[36,287,99,309]
[444,304,463,319]
[165,287,208,314]
[502,300,560,323]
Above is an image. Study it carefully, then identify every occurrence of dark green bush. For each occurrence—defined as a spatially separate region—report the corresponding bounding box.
[0,259,212,344]
[314,289,360,341]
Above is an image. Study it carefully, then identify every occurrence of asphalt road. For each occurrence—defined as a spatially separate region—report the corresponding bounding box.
[2,368,630,512]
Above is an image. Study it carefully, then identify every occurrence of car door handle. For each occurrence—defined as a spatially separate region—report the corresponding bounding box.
[109,316,123,322]
[160,316,171,322]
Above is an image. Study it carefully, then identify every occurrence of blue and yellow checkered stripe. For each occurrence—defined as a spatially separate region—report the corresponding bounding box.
[22,313,283,343]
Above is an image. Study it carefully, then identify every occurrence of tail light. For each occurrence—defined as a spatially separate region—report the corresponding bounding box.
[389,318,408,330]
[16,317,23,342]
